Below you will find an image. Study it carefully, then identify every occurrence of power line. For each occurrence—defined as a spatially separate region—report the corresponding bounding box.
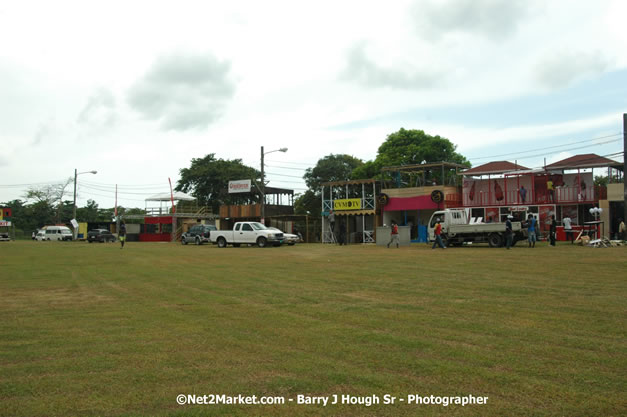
[468,133,623,161]
[264,171,306,179]
[493,140,623,164]
[264,164,309,172]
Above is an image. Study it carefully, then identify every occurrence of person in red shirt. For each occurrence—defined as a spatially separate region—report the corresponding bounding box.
[387,220,399,248]
[432,218,446,249]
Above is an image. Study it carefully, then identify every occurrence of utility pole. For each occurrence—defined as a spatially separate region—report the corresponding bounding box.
[73,168,78,224]
[623,113,626,226]
[260,146,265,225]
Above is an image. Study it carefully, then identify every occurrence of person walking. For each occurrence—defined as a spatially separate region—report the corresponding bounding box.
[432,218,446,249]
[527,214,537,248]
[505,215,513,249]
[563,214,574,244]
[119,221,127,249]
[549,214,556,246]
[387,220,399,248]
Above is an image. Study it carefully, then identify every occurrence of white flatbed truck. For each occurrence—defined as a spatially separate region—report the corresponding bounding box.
[428,209,527,247]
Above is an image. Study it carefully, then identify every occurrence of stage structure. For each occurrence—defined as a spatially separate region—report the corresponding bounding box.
[321,179,377,244]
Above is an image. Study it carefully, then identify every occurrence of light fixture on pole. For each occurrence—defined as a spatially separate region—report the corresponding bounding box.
[589,207,604,239]
[73,169,97,239]
[260,146,288,225]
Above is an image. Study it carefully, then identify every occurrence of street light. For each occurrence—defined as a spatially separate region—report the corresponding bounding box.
[73,169,97,239]
[260,146,288,225]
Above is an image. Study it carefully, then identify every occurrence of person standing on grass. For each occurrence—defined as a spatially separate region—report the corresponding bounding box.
[505,215,513,249]
[563,214,574,244]
[527,214,537,248]
[619,218,626,241]
[338,220,346,245]
[549,215,556,246]
[387,220,399,248]
[432,218,446,249]
[119,221,127,249]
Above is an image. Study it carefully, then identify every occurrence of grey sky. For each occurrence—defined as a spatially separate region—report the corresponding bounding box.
[0,0,625,209]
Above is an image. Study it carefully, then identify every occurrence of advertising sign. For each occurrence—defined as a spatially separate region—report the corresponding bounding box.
[333,198,362,211]
[228,179,252,193]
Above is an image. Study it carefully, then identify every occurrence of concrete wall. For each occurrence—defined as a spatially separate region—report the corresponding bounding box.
[375,226,410,246]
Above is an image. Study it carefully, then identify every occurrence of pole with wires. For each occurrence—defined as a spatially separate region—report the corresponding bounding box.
[623,113,626,226]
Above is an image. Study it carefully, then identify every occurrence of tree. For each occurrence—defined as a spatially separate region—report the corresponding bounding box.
[24,179,73,223]
[303,154,364,190]
[176,153,260,213]
[351,160,383,180]
[376,128,469,167]
[297,154,365,216]
[76,199,101,223]
[294,190,319,216]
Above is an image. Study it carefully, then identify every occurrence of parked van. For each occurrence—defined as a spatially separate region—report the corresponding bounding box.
[39,226,73,241]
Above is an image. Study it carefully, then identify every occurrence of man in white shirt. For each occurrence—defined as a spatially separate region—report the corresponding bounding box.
[563,215,573,244]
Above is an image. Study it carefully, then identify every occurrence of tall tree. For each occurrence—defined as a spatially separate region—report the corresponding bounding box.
[297,154,364,215]
[24,179,73,223]
[376,128,469,167]
[303,154,364,190]
[176,153,260,213]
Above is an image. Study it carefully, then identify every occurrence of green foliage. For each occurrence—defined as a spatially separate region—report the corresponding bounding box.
[176,153,260,213]
[303,154,364,190]
[351,160,383,180]
[294,190,320,216]
[76,199,101,223]
[376,128,470,167]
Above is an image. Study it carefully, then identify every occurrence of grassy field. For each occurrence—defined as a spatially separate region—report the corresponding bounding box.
[0,240,625,417]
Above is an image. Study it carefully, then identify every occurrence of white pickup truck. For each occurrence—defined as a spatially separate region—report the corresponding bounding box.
[428,209,527,247]
[212,222,284,248]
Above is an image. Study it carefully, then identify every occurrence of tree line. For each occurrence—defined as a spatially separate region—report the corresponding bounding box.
[2,128,468,234]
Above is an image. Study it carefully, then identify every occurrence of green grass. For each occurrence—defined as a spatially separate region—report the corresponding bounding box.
[0,240,625,417]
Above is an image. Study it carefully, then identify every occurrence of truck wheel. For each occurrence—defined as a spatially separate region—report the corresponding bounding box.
[195,237,201,245]
[181,237,187,245]
[217,237,227,248]
[488,233,503,248]
[257,237,268,248]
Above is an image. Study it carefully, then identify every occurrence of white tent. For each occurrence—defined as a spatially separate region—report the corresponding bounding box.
[145,192,196,202]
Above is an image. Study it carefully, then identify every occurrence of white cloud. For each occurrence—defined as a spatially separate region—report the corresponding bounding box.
[412,0,534,41]
[127,52,236,131]
[534,50,612,90]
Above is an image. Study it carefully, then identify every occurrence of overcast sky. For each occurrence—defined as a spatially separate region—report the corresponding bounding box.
[1,0,626,209]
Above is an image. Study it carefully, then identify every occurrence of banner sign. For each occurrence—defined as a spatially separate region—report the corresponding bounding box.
[0,221,10,227]
[333,198,362,211]
[228,179,252,193]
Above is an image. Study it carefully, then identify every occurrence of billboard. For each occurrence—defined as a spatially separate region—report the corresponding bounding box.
[228,180,252,193]
[333,199,362,210]
[0,207,11,226]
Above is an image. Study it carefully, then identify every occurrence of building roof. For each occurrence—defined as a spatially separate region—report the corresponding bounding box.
[544,153,623,170]
[462,161,529,176]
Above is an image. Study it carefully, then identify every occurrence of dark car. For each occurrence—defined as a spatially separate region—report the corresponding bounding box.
[87,229,116,243]
[181,224,216,245]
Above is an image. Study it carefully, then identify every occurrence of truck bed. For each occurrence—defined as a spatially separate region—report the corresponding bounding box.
[448,222,522,235]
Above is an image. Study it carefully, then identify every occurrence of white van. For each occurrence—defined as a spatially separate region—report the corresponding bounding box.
[39,226,73,241]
